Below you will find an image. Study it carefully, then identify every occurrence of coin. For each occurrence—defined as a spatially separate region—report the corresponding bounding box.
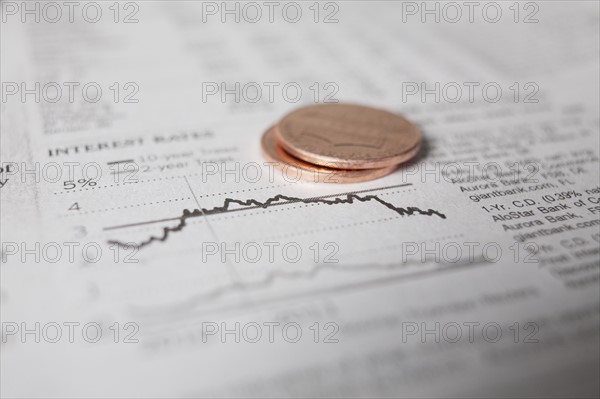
[275,104,421,169]
[261,126,398,183]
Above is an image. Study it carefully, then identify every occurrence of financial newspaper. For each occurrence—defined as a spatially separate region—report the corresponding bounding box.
[1,1,599,397]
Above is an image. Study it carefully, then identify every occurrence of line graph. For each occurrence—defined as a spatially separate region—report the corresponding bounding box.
[106,184,447,249]
[132,256,491,334]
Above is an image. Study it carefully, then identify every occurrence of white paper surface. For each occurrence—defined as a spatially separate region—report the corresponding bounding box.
[1,1,599,397]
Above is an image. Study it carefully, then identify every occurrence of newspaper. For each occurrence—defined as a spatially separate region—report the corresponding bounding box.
[1,1,599,397]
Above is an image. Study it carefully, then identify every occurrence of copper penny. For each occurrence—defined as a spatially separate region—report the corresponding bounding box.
[261,126,398,184]
[275,104,421,169]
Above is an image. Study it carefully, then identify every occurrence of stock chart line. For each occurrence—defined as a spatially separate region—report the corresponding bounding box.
[106,184,447,249]
[132,256,491,331]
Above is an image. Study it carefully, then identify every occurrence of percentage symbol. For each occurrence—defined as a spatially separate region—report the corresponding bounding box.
[78,178,97,188]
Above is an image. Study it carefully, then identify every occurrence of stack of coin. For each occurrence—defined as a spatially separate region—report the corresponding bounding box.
[261,103,422,183]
